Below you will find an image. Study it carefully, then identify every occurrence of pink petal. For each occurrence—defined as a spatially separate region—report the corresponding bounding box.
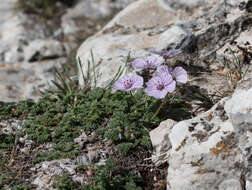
[132,58,146,69]
[172,67,187,84]
[165,80,176,93]
[155,65,171,77]
[131,75,143,90]
[112,80,126,92]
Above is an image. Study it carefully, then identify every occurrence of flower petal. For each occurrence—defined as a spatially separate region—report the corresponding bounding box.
[155,65,171,77]
[131,75,144,90]
[145,76,169,99]
[165,80,176,93]
[112,79,126,92]
[172,67,187,84]
[145,55,164,68]
[132,58,147,69]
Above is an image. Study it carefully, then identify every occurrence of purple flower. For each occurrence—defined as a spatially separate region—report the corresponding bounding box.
[132,55,164,69]
[150,49,182,58]
[112,75,143,92]
[155,65,187,84]
[171,66,187,84]
[144,72,176,99]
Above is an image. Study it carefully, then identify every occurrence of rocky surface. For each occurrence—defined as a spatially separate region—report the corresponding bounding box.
[75,0,252,189]
[158,74,251,190]
[1,0,252,189]
[0,0,136,102]
[77,0,252,96]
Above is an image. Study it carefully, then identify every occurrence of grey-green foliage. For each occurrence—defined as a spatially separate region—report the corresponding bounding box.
[82,158,142,190]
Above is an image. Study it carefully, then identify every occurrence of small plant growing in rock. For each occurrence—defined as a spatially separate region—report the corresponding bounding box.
[112,50,188,119]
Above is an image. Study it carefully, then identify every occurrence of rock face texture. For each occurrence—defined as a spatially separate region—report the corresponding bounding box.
[77,0,252,92]
[0,0,135,102]
[75,0,252,189]
[156,75,252,190]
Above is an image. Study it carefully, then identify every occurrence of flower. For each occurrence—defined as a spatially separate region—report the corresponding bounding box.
[171,66,187,84]
[155,65,187,84]
[144,72,176,99]
[155,65,170,77]
[132,55,164,69]
[112,75,143,92]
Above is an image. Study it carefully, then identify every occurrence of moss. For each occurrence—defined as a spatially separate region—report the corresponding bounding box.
[0,134,15,151]
[11,185,30,190]
[0,87,190,164]
[53,173,79,190]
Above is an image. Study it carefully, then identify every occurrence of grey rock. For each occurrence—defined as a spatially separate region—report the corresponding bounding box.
[88,150,100,163]
[159,72,252,189]
[74,131,88,149]
[0,58,66,102]
[0,0,48,64]
[149,119,177,166]
[76,154,89,165]
[31,159,83,189]
[0,119,23,135]
[61,0,136,35]
[77,0,250,89]
[24,39,66,62]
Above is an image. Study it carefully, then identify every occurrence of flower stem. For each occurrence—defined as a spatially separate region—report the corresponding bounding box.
[151,98,167,120]
[130,91,137,103]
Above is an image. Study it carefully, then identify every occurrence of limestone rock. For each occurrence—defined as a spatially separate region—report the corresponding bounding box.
[0,0,48,64]
[61,0,136,35]
[24,39,66,62]
[163,74,252,189]
[77,0,251,90]
[0,58,66,102]
[31,159,83,189]
[149,119,177,166]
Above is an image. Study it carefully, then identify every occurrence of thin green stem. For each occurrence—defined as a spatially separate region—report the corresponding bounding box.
[130,91,137,103]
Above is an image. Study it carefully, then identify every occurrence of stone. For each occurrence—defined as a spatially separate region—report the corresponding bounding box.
[74,131,88,149]
[149,119,177,166]
[163,73,252,189]
[0,0,48,64]
[77,0,251,91]
[87,150,100,163]
[0,58,66,102]
[76,154,89,165]
[31,159,83,189]
[24,39,66,62]
[61,0,136,35]
[0,119,23,135]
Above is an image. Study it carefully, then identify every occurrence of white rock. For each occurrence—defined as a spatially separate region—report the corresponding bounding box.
[24,39,65,62]
[31,159,80,189]
[149,119,177,165]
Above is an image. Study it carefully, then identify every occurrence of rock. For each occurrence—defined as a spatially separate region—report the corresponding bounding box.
[87,150,100,163]
[163,73,252,189]
[77,0,179,87]
[0,58,66,102]
[31,159,83,189]
[74,131,88,149]
[77,0,251,90]
[24,39,66,62]
[149,119,177,166]
[61,0,136,35]
[0,0,48,64]
[0,119,23,135]
[20,140,34,155]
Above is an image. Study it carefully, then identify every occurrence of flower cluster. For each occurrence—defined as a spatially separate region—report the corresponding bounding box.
[112,51,187,99]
